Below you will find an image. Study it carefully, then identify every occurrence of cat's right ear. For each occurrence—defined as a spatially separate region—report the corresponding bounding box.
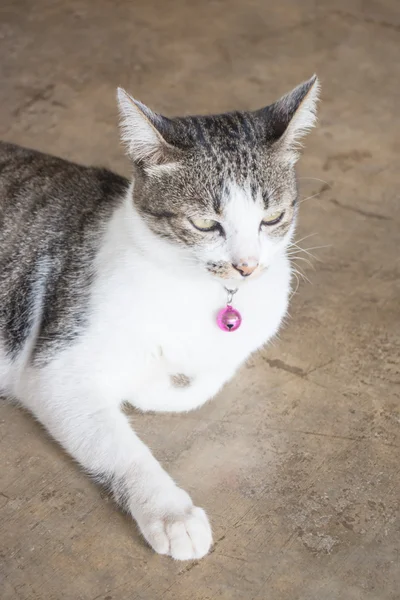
[117,88,180,169]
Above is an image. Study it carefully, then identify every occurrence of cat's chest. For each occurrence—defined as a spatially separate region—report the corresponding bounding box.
[90,257,290,388]
[129,264,289,368]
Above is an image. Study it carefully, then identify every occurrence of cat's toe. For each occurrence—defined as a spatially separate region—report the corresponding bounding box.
[167,506,212,560]
[143,519,171,555]
[142,505,212,560]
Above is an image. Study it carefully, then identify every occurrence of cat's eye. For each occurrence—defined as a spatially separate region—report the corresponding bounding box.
[261,211,285,227]
[190,217,220,232]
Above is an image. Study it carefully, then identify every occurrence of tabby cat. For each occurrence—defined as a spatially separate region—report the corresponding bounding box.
[0,76,319,559]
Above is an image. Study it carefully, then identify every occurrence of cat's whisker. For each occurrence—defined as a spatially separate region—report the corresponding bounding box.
[292,232,319,245]
[290,271,301,297]
[289,243,318,261]
[287,249,317,264]
[299,244,331,252]
[299,190,325,205]
[290,244,331,262]
[291,266,311,285]
[289,255,315,270]
[298,176,331,187]
[288,241,333,262]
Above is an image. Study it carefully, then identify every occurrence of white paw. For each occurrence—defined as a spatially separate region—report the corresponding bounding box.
[136,488,213,560]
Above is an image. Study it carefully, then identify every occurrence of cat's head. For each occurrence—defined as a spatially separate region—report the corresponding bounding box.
[118,76,319,284]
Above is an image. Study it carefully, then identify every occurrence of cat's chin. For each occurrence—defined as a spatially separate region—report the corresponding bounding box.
[214,276,247,289]
[217,269,266,289]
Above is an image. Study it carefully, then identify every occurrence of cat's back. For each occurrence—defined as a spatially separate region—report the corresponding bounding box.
[0,141,129,225]
[0,141,129,364]
[0,141,129,261]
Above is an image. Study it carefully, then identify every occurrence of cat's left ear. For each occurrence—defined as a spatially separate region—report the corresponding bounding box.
[255,75,320,161]
[117,88,181,169]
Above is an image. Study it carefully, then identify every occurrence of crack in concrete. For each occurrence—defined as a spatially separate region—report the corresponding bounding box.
[330,198,390,221]
[12,84,55,118]
[330,9,400,32]
[177,534,226,576]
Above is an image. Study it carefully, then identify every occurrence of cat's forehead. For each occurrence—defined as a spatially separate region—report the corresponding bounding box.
[180,138,290,210]
[179,113,262,169]
[181,112,258,147]
[189,151,265,194]
[178,113,288,183]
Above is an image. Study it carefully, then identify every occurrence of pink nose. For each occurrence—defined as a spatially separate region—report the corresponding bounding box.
[232,260,259,277]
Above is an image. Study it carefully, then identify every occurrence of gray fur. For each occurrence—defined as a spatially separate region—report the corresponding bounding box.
[170,374,192,388]
[0,142,128,362]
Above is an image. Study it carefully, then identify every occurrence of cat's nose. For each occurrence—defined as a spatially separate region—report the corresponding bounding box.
[232,259,259,277]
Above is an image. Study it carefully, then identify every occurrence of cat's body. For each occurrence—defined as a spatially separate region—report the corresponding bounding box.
[0,141,289,407]
[0,76,319,560]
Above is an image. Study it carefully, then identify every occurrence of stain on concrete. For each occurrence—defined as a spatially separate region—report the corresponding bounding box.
[323,150,373,172]
[264,358,306,377]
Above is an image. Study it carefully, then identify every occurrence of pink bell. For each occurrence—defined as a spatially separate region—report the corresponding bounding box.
[217,305,242,332]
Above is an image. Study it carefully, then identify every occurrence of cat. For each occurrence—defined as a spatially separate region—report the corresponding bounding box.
[0,75,319,560]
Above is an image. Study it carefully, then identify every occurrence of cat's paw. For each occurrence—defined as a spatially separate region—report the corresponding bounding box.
[137,488,213,560]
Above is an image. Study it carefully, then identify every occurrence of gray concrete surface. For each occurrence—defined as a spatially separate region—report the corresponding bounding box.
[0,1,399,598]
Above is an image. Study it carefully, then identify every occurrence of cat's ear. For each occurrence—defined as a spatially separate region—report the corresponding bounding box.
[255,75,320,160]
[117,88,180,168]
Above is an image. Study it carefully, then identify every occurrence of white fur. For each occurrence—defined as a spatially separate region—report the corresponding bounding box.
[1,182,292,560]
[223,181,294,270]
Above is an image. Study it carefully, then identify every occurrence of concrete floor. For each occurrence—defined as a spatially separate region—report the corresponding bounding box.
[1,0,399,598]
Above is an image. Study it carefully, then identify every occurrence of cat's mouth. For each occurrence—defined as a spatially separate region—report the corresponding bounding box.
[206,261,264,283]
[206,261,243,280]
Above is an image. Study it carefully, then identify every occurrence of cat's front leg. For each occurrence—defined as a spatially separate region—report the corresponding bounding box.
[18,375,212,560]
[104,447,212,560]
